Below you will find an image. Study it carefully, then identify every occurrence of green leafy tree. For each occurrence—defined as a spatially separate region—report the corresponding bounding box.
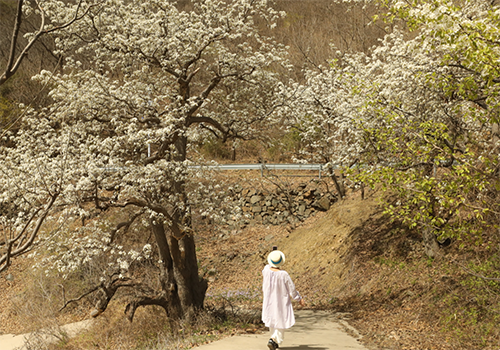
[357,0,500,256]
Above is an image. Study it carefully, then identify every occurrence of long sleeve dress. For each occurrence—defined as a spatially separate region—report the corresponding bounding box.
[261,264,302,329]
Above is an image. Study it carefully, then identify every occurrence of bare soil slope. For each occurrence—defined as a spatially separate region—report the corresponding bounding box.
[201,192,494,350]
[198,194,381,301]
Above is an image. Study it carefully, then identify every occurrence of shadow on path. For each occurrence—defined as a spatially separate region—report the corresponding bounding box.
[193,310,368,350]
[280,346,328,350]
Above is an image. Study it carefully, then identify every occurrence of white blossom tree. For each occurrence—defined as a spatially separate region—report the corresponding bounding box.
[0,0,287,322]
[281,59,365,198]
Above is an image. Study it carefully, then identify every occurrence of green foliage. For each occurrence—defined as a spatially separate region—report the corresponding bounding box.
[353,0,500,254]
[357,107,495,246]
[439,257,500,346]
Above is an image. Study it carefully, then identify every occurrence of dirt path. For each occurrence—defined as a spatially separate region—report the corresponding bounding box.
[194,310,368,350]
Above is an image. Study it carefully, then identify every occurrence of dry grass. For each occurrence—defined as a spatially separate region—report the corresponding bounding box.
[55,299,265,350]
[323,199,500,350]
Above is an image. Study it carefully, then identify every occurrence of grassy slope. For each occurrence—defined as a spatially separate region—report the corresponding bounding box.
[291,195,500,350]
[204,189,500,350]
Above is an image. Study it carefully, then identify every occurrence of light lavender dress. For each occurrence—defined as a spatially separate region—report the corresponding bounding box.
[261,264,302,329]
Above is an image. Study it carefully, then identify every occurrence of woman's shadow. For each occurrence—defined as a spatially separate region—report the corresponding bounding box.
[279,346,327,350]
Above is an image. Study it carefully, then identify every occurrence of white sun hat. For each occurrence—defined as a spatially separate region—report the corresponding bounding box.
[267,250,285,268]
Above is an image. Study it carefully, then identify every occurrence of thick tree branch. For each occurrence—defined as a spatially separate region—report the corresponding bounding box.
[187,115,226,134]
[4,0,24,77]
[109,210,144,244]
[144,132,180,165]
[62,277,138,317]
[187,68,256,117]
[125,294,170,322]
[114,199,174,222]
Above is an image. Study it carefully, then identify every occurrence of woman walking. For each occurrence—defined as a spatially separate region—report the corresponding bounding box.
[262,249,305,350]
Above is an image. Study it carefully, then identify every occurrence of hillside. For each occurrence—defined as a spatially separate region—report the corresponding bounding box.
[1,190,499,350]
[200,190,500,350]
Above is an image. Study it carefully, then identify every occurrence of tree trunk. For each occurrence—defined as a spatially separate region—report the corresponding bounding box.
[151,221,182,320]
[422,226,440,258]
[168,220,207,322]
[163,133,207,321]
[329,167,346,198]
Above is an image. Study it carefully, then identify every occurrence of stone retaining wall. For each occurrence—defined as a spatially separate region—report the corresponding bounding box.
[226,182,336,227]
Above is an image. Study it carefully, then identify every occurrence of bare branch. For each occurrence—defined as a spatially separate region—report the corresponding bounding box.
[3,0,24,78]
[0,193,58,273]
[1,0,99,86]
[59,285,100,312]
[60,277,137,315]
[109,210,144,244]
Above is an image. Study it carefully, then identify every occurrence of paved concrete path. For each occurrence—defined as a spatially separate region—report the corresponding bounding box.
[194,310,368,350]
[0,319,92,350]
[0,311,368,350]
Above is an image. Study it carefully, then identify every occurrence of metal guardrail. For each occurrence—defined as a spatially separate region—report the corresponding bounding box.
[100,163,328,178]
[190,163,325,178]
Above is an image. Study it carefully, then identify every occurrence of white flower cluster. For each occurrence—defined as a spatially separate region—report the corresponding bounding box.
[32,221,153,279]
[282,61,364,168]
[200,0,497,224]
[187,166,243,225]
[271,0,500,225]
